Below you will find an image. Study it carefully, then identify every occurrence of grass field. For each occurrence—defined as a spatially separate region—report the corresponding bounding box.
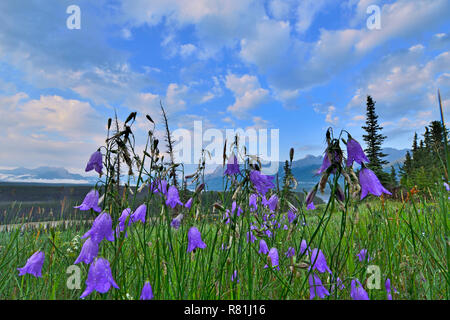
[0,184,448,300]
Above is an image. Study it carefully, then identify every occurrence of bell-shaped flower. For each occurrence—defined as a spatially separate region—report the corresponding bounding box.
[166,186,183,209]
[287,209,296,224]
[264,248,279,270]
[231,270,239,283]
[259,239,269,254]
[151,179,168,196]
[385,278,392,300]
[187,226,207,252]
[300,240,309,255]
[82,212,114,244]
[285,247,295,258]
[140,281,154,300]
[74,189,102,213]
[346,137,369,167]
[170,214,184,230]
[85,150,103,175]
[17,251,45,278]
[310,248,332,274]
[317,153,331,174]
[359,167,392,200]
[351,279,369,300]
[117,208,132,233]
[80,258,119,299]
[249,170,275,196]
[309,273,330,299]
[357,249,372,262]
[131,204,147,224]
[267,194,278,212]
[249,194,258,212]
[74,238,99,265]
[247,231,256,243]
[224,154,240,176]
[184,198,193,209]
[306,202,316,210]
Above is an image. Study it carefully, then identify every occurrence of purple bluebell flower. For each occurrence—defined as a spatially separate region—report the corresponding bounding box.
[187,227,207,252]
[131,204,147,224]
[117,208,131,233]
[236,205,243,217]
[332,276,345,291]
[259,239,269,254]
[317,153,331,174]
[231,201,243,217]
[74,189,102,213]
[166,186,183,209]
[231,270,239,283]
[306,202,316,210]
[357,249,371,262]
[17,251,45,278]
[351,279,369,300]
[249,170,275,196]
[283,225,288,230]
[80,258,119,299]
[74,238,99,265]
[264,248,279,269]
[140,282,154,300]
[287,209,296,224]
[223,210,231,224]
[300,240,309,255]
[170,214,184,230]
[265,229,273,238]
[385,278,392,300]
[359,167,392,200]
[185,198,193,209]
[267,194,278,212]
[444,182,449,192]
[305,185,318,207]
[310,248,332,274]
[346,137,370,167]
[285,247,295,258]
[247,231,256,243]
[152,179,168,196]
[249,194,258,212]
[224,154,240,176]
[82,212,114,244]
[85,150,103,175]
[309,273,330,299]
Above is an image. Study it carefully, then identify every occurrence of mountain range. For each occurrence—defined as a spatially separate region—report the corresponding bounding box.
[0,148,409,191]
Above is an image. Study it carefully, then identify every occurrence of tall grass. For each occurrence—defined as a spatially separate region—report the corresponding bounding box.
[0,103,448,300]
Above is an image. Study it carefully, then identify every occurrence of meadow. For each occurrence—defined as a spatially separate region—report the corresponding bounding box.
[0,112,448,301]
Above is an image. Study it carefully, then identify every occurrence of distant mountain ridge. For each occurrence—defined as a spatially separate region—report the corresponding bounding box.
[201,148,410,192]
[0,148,409,187]
[0,166,97,184]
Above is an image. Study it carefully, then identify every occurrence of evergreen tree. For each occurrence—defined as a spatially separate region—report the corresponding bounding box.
[412,132,418,161]
[362,95,389,183]
[389,165,397,188]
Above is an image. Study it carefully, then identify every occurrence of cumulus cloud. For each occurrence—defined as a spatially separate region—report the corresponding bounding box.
[0,93,105,169]
[225,73,270,118]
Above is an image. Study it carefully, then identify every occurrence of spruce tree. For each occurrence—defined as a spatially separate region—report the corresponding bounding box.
[362,95,389,182]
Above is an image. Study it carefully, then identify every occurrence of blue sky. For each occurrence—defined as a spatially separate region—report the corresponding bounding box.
[0,0,449,178]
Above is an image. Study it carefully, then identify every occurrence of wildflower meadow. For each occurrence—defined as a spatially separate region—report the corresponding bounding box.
[1,107,448,302]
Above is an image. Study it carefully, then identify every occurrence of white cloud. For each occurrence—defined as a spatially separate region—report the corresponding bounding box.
[225,74,270,118]
[295,0,329,34]
[0,93,105,169]
[180,43,197,57]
